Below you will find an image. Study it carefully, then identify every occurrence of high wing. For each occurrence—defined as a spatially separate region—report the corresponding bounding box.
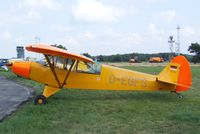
[26,44,94,89]
[26,44,94,63]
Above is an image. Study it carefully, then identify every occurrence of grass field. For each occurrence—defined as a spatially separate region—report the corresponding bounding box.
[0,66,200,134]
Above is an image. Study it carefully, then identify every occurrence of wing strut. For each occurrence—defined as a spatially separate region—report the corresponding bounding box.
[61,60,75,87]
[44,55,76,88]
[44,55,62,87]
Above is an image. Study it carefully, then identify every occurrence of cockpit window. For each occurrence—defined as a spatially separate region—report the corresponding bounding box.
[37,55,101,74]
[55,57,74,70]
[75,61,101,74]
[37,56,74,70]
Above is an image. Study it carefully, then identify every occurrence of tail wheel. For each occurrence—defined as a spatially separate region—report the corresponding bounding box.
[34,95,47,105]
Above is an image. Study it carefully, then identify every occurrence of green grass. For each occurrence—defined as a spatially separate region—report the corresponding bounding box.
[0,66,200,134]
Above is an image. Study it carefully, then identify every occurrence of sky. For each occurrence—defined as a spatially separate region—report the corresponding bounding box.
[0,0,199,58]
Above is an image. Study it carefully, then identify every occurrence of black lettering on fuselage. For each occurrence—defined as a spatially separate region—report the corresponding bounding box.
[108,75,147,87]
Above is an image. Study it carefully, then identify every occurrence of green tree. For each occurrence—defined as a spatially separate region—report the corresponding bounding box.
[51,44,67,50]
[188,43,200,63]
[110,54,122,62]
[82,53,93,59]
[97,55,105,62]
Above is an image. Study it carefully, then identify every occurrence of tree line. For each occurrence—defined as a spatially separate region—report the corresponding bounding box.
[84,43,200,63]
[83,53,192,62]
[52,43,200,63]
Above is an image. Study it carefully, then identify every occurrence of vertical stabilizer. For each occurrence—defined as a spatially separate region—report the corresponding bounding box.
[157,56,192,92]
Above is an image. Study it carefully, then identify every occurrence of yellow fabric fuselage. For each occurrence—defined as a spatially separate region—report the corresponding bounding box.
[29,62,176,91]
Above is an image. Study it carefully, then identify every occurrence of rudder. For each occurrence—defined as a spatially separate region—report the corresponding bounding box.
[171,56,192,92]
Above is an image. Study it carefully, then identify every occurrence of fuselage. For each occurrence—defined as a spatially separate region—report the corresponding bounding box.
[13,61,175,91]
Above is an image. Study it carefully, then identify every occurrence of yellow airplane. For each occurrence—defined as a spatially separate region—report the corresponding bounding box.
[10,45,192,105]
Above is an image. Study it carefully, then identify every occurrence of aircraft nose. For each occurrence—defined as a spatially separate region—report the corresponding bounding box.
[12,62,31,78]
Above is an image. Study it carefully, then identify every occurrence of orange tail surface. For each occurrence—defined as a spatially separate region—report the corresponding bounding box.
[171,56,192,92]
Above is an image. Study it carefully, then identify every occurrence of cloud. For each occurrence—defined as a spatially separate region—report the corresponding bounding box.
[183,26,196,37]
[0,21,4,27]
[4,11,42,24]
[56,29,144,55]
[147,23,165,41]
[145,0,167,4]
[101,29,142,45]
[27,10,41,20]
[148,23,156,34]
[15,36,27,44]
[18,0,61,10]
[0,31,12,41]
[0,5,42,25]
[156,10,176,22]
[82,31,95,39]
[181,26,200,49]
[50,25,71,33]
[56,26,176,55]
[72,0,126,22]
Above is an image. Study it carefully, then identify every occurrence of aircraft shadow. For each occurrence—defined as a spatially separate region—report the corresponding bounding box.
[51,91,179,102]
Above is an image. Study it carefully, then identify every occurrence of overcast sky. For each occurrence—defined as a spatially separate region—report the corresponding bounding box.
[0,0,199,58]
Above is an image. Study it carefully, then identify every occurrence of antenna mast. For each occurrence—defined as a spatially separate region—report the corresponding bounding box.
[176,25,180,55]
[168,35,175,59]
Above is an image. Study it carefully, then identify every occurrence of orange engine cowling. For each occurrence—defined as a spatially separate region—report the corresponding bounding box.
[12,62,31,79]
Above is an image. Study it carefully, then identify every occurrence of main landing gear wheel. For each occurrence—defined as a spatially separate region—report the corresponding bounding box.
[170,91,183,99]
[34,95,47,105]
[177,93,183,99]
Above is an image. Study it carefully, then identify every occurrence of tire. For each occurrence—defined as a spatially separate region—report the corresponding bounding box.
[34,95,47,105]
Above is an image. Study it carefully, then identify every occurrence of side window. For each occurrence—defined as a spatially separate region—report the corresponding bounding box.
[54,57,74,70]
[55,57,63,69]
[62,58,74,70]
[37,56,75,70]
[76,61,89,72]
[75,61,101,74]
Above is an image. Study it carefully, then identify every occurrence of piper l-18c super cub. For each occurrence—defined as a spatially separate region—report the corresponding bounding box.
[10,45,192,105]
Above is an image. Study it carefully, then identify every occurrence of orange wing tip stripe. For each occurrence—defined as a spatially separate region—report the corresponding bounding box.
[171,56,192,92]
[26,44,94,63]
